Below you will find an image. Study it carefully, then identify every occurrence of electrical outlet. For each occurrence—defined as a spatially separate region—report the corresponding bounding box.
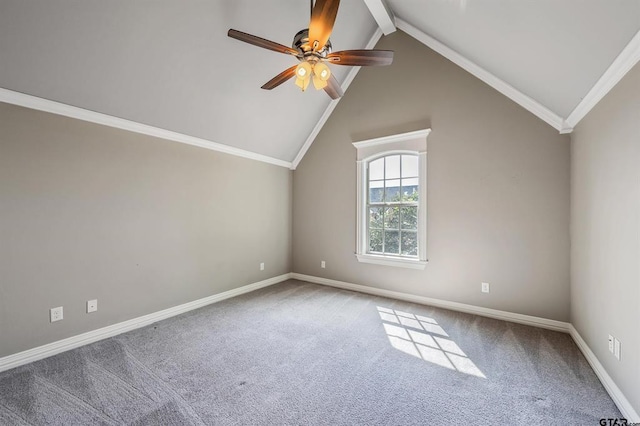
[87,299,98,313]
[614,338,621,360]
[321,260,326,268]
[608,335,614,353]
[50,306,63,322]
[260,262,264,271]
[481,282,490,293]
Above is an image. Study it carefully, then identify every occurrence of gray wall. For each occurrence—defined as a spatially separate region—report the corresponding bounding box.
[571,63,640,413]
[0,102,292,358]
[293,31,571,321]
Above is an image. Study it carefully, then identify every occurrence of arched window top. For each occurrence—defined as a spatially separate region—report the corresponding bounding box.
[364,149,419,164]
[367,153,419,204]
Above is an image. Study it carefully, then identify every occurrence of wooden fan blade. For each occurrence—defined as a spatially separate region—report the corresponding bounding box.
[308,0,340,52]
[327,49,394,66]
[261,65,299,90]
[323,74,343,100]
[228,29,298,56]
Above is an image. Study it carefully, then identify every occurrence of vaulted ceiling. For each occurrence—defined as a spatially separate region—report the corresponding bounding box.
[1,1,639,168]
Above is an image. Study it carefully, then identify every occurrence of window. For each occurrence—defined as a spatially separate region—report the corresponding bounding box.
[367,154,419,256]
[353,129,429,269]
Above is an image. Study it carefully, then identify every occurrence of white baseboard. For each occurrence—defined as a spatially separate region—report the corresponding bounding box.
[291,273,638,420]
[291,273,570,332]
[0,273,291,373]
[2,271,637,421]
[569,325,639,422]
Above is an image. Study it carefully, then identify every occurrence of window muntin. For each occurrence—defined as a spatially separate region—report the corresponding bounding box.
[367,154,419,257]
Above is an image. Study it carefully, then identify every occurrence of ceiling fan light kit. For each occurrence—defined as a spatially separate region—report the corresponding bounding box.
[227,0,394,100]
[294,61,331,91]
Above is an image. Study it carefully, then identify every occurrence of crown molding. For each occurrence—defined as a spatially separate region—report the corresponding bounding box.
[3,25,636,171]
[565,29,640,130]
[363,0,397,36]
[395,18,570,133]
[291,27,384,170]
[0,87,292,169]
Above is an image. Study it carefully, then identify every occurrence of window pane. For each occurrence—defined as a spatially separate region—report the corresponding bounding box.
[384,230,400,254]
[401,178,419,201]
[384,206,399,229]
[401,206,418,230]
[402,155,418,178]
[385,155,400,179]
[369,158,384,180]
[401,231,418,256]
[385,179,401,202]
[369,229,383,253]
[369,180,384,203]
[369,207,383,229]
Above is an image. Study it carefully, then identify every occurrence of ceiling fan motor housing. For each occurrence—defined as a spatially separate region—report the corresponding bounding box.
[293,29,331,58]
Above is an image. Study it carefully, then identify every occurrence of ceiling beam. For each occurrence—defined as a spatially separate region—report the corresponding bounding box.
[363,0,396,35]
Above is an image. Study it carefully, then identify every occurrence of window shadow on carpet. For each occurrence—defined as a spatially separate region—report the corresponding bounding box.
[378,306,486,378]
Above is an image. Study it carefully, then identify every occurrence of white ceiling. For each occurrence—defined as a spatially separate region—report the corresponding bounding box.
[387,0,640,118]
[0,1,639,165]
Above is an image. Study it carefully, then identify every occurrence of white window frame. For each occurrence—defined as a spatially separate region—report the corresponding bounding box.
[353,129,429,270]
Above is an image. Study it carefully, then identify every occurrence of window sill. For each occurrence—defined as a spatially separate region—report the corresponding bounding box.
[355,253,427,270]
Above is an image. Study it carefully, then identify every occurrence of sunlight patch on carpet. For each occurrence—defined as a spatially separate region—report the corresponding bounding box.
[378,307,486,378]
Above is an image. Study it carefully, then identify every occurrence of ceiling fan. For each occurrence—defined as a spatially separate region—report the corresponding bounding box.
[228,0,394,100]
